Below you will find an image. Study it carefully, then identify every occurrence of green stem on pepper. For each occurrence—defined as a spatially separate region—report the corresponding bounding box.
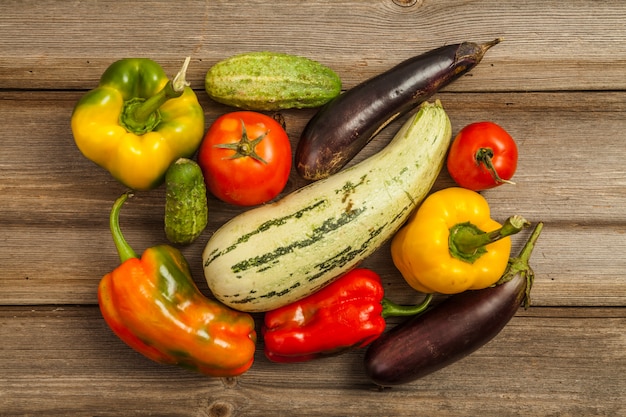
[110,192,138,263]
[120,57,191,135]
[449,215,530,264]
[381,294,433,318]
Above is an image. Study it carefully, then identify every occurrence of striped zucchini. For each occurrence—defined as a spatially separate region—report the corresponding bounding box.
[202,100,452,312]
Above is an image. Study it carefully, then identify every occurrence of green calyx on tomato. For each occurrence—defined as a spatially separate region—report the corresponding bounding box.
[213,120,269,164]
[447,121,518,191]
[197,111,292,207]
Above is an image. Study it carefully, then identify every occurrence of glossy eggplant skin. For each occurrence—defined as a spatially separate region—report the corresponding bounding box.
[296,39,501,181]
[364,222,543,386]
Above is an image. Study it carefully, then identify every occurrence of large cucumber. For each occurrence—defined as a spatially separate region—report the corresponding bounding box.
[204,52,341,111]
[202,101,452,312]
[164,158,208,245]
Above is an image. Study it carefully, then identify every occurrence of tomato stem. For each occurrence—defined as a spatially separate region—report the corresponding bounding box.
[214,119,269,164]
[475,147,515,185]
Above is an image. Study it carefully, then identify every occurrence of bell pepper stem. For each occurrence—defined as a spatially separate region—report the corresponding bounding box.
[121,57,191,134]
[449,215,530,263]
[110,192,138,263]
[381,293,433,318]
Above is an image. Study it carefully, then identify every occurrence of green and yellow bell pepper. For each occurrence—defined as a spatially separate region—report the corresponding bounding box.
[391,187,529,294]
[71,57,205,190]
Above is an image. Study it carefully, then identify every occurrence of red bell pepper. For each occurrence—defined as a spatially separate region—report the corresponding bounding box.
[262,268,432,363]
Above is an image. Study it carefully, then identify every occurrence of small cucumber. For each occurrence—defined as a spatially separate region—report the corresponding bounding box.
[205,51,342,111]
[164,158,208,245]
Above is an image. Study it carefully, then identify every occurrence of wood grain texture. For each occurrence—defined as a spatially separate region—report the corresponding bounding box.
[0,0,625,415]
[2,91,624,306]
[1,1,625,91]
[1,306,624,417]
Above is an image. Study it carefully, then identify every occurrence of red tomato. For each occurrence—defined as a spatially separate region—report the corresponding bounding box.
[446,121,518,191]
[197,111,292,206]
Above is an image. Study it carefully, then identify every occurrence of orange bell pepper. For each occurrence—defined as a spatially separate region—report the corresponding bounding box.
[98,192,256,376]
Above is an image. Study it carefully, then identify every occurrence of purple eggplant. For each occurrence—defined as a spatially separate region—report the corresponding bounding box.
[364,222,544,386]
[295,38,501,181]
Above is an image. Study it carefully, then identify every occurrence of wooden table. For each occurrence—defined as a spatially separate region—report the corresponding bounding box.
[1,1,624,416]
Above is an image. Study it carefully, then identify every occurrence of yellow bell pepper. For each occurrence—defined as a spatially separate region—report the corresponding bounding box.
[391,187,529,294]
[71,57,205,190]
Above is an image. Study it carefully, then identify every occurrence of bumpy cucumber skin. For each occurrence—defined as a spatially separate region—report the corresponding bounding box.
[205,52,342,111]
[164,158,208,245]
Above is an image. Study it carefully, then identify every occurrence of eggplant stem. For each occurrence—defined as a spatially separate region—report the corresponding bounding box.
[496,221,544,308]
[483,38,503,51]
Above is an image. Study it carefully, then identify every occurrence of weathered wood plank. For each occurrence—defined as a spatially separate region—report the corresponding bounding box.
[0,306,623,416]
[1,91,624,306]
[1,221,625,308]
[0,1,625,91]
[1,1,624,415]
